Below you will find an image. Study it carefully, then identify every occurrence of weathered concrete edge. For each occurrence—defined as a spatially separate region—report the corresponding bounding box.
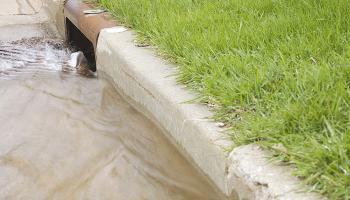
[42,0,66,37]
[95,28,324,200]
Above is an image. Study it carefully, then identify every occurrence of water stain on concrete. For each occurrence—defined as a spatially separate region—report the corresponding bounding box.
[0,25,223,199]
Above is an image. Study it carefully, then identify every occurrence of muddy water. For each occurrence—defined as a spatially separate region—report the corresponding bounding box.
[0,30,223,199]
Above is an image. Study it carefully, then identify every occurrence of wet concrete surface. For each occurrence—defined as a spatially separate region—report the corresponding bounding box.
[0,24,51,43]
[0,14,223,200]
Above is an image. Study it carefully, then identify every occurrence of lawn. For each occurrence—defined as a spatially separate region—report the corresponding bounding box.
[97,0,350,198]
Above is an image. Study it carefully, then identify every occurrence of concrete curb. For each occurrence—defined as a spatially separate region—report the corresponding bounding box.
[95,27,325,200]
[43,0,65,36]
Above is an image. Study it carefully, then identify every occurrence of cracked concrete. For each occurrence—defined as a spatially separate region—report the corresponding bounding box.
[0,0,48,27]
[0,0,42,15]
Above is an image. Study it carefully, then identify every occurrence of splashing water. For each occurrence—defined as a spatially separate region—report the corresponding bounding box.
[0,36,225,199]
[0,37,95,79]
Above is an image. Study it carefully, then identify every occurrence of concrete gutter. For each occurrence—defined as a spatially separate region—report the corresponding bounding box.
[42,0,66,36]
[0,1,51,27]
[0,0,65,34]
[95,28,325,200]
[50,1,325,199]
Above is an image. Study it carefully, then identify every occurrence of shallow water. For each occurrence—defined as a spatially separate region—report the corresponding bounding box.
[0,30,223,199]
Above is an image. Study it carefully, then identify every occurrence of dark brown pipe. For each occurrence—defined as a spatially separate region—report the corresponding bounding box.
[64,0,117,49]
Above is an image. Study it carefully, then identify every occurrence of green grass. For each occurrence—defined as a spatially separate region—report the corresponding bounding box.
[97,0,350,198]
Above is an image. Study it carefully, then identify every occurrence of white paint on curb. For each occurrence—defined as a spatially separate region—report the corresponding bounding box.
[104,26,128,33]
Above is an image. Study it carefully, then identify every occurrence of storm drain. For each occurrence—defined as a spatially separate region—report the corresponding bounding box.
[0,37,94,79]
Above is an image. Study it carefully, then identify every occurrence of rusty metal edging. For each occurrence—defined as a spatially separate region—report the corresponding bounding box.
[64,0,117,50]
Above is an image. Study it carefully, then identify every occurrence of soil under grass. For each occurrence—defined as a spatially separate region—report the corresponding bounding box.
[97,0,350,198]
